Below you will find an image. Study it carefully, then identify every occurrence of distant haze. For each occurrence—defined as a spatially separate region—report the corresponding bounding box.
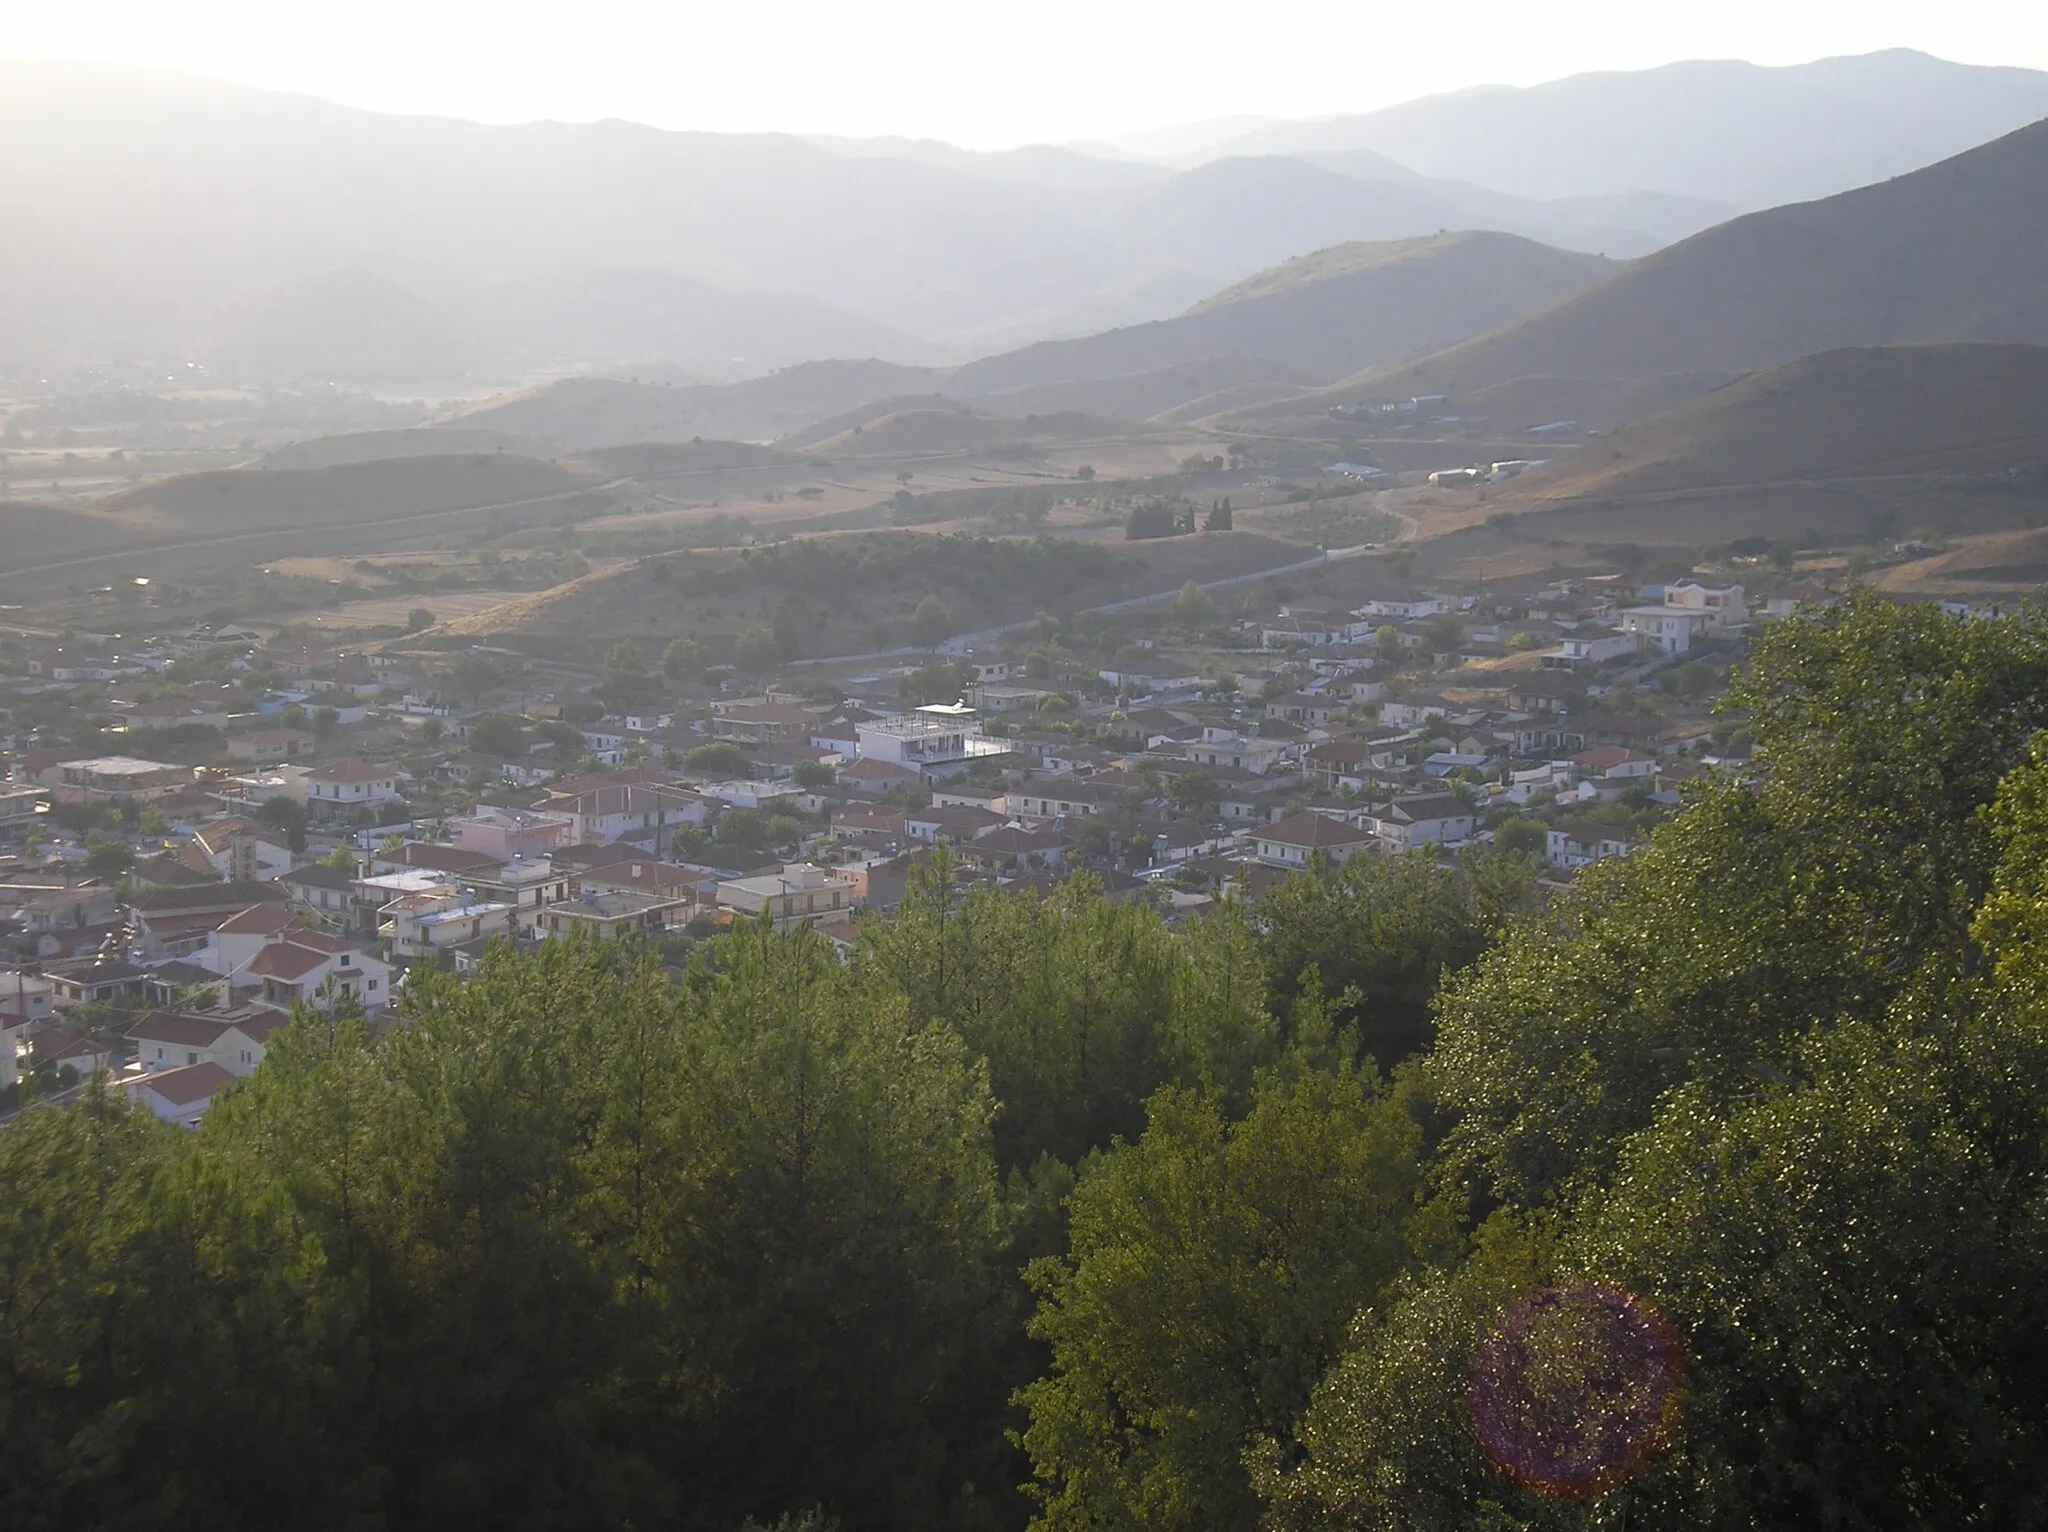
[3,0,2044,147]
[5,47,2047,389]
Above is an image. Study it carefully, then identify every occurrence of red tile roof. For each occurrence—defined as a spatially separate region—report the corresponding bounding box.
[1261,812,1375,848]
[137,1061,236,1106]
[248,943,338,981]
[215,904,299,936]
[127,1011,234,1047]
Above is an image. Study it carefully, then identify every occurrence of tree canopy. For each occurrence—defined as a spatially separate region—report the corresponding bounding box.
[12,596,2048,1530]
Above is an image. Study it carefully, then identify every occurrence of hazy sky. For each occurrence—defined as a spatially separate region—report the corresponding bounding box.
[6,0,2046,148]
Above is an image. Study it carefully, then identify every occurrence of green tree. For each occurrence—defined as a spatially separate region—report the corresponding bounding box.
[662,636,706,682]
[911,596,951,651]
[1255,851,1493,1069]
[773,599,804,661]
[257,794,308,854]
[735,626,782,674]
[791,760,835,789]
[684,742,751,778]
[407,607,436,632]
[1175,580,1213,621]
[1492,816,1547,858]
[451,654,500,705]
[467,713,527,758]
[602,640,652,708]
[717,809,766,849]
[1021,1057,1426,1532]
[1168,769,1221,821]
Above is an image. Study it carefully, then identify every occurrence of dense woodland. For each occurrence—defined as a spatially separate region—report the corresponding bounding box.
[8,596,2048,1529]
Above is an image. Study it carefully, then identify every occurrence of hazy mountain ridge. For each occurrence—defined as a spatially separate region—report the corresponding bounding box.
[433,232,1622,443]
[9,51,2039,387]
[1209,50,2048,206]
[1351,117,2048,419]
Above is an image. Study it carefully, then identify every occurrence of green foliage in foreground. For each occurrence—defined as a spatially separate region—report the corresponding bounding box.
[11,596,2048,1529]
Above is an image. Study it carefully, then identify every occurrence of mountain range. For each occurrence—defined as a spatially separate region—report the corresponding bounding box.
[5,50,2045,386]
[1346,116,2048,420]
[1200,50,2048,207]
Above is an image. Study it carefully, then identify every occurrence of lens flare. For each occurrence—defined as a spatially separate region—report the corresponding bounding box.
[1470,1283,1684,1499]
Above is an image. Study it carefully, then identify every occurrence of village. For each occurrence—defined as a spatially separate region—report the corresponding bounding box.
[0,566,1849,1121]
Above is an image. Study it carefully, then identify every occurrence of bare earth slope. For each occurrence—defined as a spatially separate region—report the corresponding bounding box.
[1368,118,2048,408]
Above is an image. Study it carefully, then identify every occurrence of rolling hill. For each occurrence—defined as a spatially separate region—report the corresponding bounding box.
[799,407,1166,458]
[1508,344,2048,501]
[972,356,1319,421]
[444,529,1312,656]
[0,452,625,579]
[436,234,1619,442]
[1211,51,2048,208]
[443,365,938,450]
[258,427,542,470]
[1360,118,2048,416]
[950,233,1616,400]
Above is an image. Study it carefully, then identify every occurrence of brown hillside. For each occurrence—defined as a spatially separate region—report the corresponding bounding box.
[449,362,939,450]
[1367,117,2048,410]
[446,530,1309,656]
[1510,344,2048,500]
[259,427,541,470]
[1,454,613,578]
[567,440,812,478]
[948,232,1617,397]
[103,454,600,533]
[802,408,1162,458]
[774,396,964,451]
[1876,529,2048,596]
[973,355,1316,421]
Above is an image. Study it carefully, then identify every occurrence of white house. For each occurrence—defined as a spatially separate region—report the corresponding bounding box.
[854,705,1009,779]
[715,863,857,931]
[1355,595,1445,620]
[379,891,520,958]
[1618,581,1747,655]
[1379,698,1453,730]
[1252,812,1376,868]
[538,783,706,843]
[1181,727,1293,775]
[186,818,294,883]
[300,760,402,808]
[1543,627,1640,668]
[245,929,392,1013]
[1371,794,1476,849]
[1547,823,1636,870]
[125,1061,237,1126]
[1570,747,1657,788]
[126,1010,287,1077]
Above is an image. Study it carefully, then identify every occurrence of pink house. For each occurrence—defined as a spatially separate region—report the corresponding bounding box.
[451,806,575,862]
